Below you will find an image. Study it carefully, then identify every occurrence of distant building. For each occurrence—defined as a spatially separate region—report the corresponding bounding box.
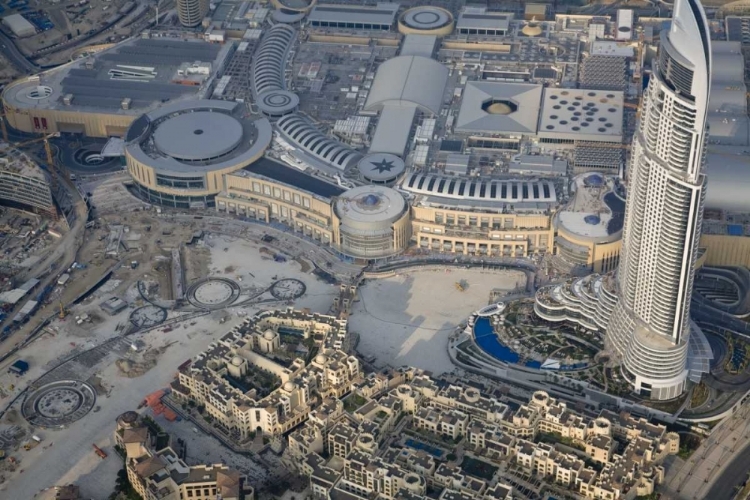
[2,14,36,38]
[0,145,55,218]
[8,359,29,376]
[177,0,209,27]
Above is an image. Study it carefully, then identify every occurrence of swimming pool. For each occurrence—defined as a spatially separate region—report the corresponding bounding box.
[473,317,585,370]
[404,438,444,457]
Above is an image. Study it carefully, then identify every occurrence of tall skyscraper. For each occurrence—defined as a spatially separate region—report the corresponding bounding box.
[177,0,209,27]
[606,0,712,400]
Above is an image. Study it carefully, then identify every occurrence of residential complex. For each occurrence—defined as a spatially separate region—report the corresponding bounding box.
[171,308,362,438]
[114,411,252,500]
[284,370,679,500]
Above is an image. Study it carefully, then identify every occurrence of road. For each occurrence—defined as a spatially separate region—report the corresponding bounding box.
[0,158,88,359]
[664,402,750,499]
[704,444,750,500]
[0,30,38,74]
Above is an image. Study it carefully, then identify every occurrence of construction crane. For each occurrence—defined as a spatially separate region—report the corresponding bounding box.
[0,132,60,168]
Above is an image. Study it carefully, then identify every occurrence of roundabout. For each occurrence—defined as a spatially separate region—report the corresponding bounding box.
[186,277,242,309]
[130,304,168,329]
[22,380,97,427]
[270,278,306,300]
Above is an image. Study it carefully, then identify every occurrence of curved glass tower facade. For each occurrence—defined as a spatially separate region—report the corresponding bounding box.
[606,0,712,400]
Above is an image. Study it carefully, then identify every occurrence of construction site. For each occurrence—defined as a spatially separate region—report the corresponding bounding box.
[0,193,363,497]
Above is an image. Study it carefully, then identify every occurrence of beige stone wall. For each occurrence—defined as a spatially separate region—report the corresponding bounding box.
[700,234,750,267]
[411,205,554,256]
[4,99,134,137]
[441,40,512,52]
[557,225,622,273]
[126,147,263,198]
[216,174,335,244]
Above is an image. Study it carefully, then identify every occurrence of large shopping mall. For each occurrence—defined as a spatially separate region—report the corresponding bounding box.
[2,8,749,268]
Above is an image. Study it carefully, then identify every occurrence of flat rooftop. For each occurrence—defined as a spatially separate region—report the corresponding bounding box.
[3,38,231,115]
[242,157,345,199]
[558,173,624,240]
[457,9,513,31]
[307,3,399,25]
[538,88,624,142]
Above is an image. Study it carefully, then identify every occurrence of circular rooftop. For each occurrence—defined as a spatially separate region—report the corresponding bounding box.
[257,89,299,117]
[484,101,515,115]
[153,112,244,162]
[335,185,407,228]
[358,153,405,184]
[522,22,543,37]
[399,6,454,34]
[125,101,272,185]
[271,0,315,13]
[272,9,306,23]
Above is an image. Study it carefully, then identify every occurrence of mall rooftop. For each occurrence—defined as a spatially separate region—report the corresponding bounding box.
[3,38,233,116]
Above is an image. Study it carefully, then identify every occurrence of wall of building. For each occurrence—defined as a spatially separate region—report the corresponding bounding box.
[2,77,135,137]
[556,225,622,273]
[216,174,335,244]
[700,234,750,268]
[411,205,554,257]
[0,171,55,217]
[331,206,411,260]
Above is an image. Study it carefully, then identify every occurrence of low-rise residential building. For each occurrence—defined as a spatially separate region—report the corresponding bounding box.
[171,308,362,438]
[115,416,252,500]
[287,374,679,500]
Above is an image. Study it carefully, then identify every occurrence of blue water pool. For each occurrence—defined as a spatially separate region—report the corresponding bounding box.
[405,438,443,457]
[473,317,587,371]
[474,317,520,363]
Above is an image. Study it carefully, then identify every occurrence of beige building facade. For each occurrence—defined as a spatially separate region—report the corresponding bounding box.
[217,172,337,245]
[411,204,554,257]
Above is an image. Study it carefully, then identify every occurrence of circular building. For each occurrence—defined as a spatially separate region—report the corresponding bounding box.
[271,0,316,14]
[398,6,454,36]
[358,153,405,185]
[333,185,410,259]
[555,174,624,274]
[125,100,272,208]
[256,89,299,118]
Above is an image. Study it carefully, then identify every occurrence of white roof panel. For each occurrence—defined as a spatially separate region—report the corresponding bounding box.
[365,56,448,116]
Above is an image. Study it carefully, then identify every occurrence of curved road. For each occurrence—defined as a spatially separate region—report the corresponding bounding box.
[0,30,38,73]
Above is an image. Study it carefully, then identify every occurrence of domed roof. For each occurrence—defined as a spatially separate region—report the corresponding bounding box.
[362,194,381,206]
[283,381,296,392]
[231,356,243,367]
[315,354,327,364]
[522,23,542,37]
[263,330,276,341]
[522,17,542,37]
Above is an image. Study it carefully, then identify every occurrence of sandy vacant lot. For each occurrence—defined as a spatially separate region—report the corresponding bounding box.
[351,267,526,375]
[0,238,340,499]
